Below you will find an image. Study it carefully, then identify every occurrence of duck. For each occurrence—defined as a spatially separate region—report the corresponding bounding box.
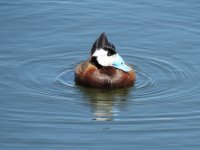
[75,32,136,88]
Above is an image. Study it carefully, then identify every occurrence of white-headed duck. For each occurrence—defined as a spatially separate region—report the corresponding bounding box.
[75,33,135,88]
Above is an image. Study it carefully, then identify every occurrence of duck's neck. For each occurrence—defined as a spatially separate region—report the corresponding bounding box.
[91,57,103,69]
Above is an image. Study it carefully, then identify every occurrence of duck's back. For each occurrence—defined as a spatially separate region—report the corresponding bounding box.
[75,60,135,88]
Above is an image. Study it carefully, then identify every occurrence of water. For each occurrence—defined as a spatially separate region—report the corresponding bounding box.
[1,0,200,149]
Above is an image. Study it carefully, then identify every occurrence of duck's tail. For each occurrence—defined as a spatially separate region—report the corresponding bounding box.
[91,32,116,55]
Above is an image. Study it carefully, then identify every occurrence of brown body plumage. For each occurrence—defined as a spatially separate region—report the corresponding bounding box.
[75,59,135,88]
[74,33,136,88]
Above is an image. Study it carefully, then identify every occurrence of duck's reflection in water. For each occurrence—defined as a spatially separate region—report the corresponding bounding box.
[78,87,131,121]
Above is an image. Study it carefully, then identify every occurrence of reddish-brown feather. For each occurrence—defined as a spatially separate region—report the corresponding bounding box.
[75,60,135,88]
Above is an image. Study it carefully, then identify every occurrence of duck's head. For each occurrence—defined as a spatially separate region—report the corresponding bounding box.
[90,33,132,72]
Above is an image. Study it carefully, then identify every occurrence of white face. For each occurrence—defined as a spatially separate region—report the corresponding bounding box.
[92,48,132,72]
[92,48,117,66]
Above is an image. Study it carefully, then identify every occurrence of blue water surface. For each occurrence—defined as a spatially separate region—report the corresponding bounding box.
[1,0,200,149]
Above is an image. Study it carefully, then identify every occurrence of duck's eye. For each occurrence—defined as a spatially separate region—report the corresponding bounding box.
[107,52,112,56]
[107,50,116,56]
[104,46,116,56]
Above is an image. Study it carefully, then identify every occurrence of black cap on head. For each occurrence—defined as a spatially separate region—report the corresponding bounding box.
[91,32,116,55]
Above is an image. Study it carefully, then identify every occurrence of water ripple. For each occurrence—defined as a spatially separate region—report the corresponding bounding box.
[8,48,199,121]
[124,54,198,104]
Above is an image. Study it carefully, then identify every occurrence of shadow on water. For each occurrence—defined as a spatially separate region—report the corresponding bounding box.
[77,86,132,121]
